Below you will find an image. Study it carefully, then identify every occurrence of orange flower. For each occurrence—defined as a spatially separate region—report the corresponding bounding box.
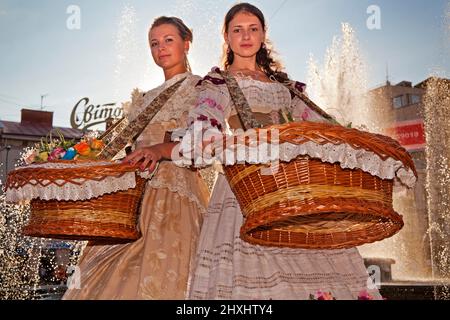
[310,291,336,300]
[74,142,91,156]
[90,139,105,150]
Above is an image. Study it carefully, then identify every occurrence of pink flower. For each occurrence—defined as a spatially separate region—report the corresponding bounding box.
[48,147,66,161]
[198,98,225,112]
[301,108,311,121]
[357,290,375,300]
[312,291,336,300]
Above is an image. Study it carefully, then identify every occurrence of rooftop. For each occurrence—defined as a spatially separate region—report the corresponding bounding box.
[0,109,83,140]
[0,120,83,139]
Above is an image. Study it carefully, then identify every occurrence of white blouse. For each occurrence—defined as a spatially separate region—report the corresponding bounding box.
[183,69,324,135]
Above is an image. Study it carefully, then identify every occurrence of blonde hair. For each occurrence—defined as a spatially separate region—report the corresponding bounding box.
[150,16,193,72]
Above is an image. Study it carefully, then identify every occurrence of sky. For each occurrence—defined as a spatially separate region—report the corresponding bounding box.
[0,0,449,128]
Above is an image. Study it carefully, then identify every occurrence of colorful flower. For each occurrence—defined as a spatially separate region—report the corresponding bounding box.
[62,148,77,160]
[38,151,49,162]
[90,138,105,151]
[21,130,106,164]
[301,108,311,121]
[309,291,336,300]
[357,290,375,300]
[23,149,38,165]
[74,142,91,156]
[48,147,66,161]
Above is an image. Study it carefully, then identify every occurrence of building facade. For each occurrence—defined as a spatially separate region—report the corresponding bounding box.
[366,78,444,280]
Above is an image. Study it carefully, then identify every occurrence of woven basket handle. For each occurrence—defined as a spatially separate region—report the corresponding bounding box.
[98,78,187,160]
[221,71,262,130]
[99,117,129,145]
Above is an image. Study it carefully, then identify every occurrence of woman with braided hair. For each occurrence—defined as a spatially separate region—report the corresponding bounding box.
[177,3,382,300]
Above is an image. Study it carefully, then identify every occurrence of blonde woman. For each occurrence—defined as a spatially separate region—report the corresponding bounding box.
[63,16,209,300]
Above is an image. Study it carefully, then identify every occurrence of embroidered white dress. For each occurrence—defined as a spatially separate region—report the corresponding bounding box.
[63,73,210,300]
[180,70,382,300]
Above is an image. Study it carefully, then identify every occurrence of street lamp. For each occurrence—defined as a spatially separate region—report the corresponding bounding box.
[5,145,11,174]
[1,145,12,177]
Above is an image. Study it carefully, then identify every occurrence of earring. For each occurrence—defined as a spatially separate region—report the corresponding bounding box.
[227,46,231,54]
[262,43,267,50]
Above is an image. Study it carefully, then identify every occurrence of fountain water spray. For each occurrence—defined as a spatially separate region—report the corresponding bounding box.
[0,160,84,300]
[424,78,450,298]
[0,191,40,300]
[307,22,434,282]
[307,23,390,134]
[113,4,156,102]
[422,1,450,299]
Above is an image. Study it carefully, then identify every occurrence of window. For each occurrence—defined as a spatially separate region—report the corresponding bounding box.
[410,94,421,105]
[393,94,421,108]
[393,95,407,108]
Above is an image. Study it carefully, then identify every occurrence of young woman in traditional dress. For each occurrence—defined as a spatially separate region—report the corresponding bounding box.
[63,16,210,300]
[177,3,382,300]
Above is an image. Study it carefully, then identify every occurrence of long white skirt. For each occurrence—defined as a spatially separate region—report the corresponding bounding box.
[188,174,382,300]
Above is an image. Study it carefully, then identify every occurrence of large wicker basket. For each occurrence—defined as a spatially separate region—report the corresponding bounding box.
[222,121,417,249]
[5,160,146,244]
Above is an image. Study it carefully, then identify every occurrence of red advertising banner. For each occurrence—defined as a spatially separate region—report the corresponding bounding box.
[387,120,426,151]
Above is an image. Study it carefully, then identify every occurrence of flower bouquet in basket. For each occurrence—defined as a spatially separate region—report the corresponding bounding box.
[23,131,105,164]
[5,130,146,244]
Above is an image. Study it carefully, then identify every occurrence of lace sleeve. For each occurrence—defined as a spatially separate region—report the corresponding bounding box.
[187,70,231,131]
[124,88,146,121]
[177,69,232,167]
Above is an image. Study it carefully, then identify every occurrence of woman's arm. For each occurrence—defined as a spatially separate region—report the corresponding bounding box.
[177,69,232,167]
[122,142,178,172]
[123,69,232,172]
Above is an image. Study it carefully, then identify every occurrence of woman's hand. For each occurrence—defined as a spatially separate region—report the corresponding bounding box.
[122,145,163,173]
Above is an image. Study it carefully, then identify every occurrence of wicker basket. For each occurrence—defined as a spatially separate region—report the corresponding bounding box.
[222,121,417,249]
[6,160,146,244]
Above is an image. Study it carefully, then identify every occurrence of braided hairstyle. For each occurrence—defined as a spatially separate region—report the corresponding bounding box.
[150,16,193,72]
[222,3,289,83]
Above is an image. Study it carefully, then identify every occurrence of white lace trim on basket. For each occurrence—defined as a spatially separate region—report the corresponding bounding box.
[5,161,143,203]
[6,173,137,203]
[183,139,417,189]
